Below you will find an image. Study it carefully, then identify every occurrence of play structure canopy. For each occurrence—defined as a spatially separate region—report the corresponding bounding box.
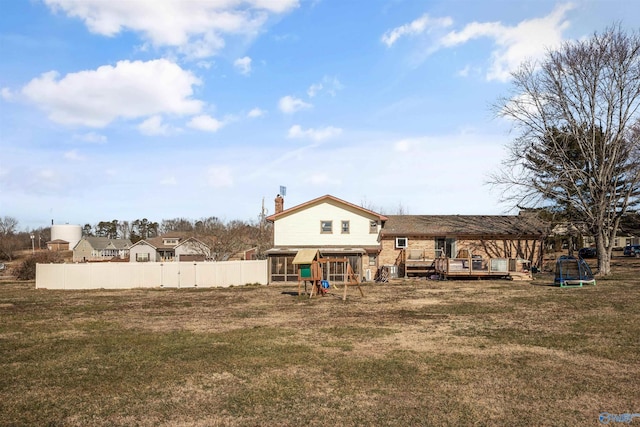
[292,249,320,265]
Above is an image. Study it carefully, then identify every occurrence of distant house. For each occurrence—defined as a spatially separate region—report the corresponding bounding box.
[47,239,69,251]
[581,212,640,249]
[128,235,211,262]
[265,194,388,283]
[614,213,640,246]
[550,214,640,250]
[228,247,259,261]
[73,237,132,262]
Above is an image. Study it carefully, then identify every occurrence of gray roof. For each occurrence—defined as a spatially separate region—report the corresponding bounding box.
[380,215,548,238]
[81,237,132,250]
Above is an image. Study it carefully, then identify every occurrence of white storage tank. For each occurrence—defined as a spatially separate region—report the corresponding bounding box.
[51,224,82,250]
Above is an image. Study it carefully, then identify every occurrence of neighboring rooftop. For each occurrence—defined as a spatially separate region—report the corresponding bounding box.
[380,215,548,237]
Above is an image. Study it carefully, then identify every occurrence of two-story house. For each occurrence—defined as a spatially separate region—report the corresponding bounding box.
[266,194,549,282]
[265,194,388,283]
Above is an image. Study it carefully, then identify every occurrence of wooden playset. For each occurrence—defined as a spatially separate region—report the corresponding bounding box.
[292,249,363,300]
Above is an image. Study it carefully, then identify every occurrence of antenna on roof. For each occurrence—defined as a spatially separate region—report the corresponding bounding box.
[279,185,287,197]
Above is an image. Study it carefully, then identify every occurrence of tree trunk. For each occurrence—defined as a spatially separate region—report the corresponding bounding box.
[595,232,611,276]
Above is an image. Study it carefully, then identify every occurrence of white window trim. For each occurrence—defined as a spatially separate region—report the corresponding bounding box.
[395,237,408,249]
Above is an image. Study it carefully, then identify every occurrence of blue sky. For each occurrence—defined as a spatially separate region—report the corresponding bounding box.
[1,0,639,230]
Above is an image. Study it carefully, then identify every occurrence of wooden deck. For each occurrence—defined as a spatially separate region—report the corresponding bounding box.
[402,249,436,277]
[434,257,532,280]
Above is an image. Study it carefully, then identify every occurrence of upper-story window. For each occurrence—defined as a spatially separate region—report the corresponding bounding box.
[321,220,333,233]
[163,238,179,245]
[395,237,408,249]
[370,220,378,234]
[341,220,350,234]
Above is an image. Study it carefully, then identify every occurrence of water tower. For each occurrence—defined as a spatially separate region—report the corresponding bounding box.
[51,224,82,250]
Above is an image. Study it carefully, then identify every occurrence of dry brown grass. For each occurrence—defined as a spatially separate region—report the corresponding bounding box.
[1,257,639,426]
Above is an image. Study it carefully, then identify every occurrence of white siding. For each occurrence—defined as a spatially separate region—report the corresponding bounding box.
[176,240,211,259]
[273,201,379,247]
[72,240,93,262]
[129,242,158,262]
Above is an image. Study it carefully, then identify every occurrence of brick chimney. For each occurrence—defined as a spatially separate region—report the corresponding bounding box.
[275,194,284,214]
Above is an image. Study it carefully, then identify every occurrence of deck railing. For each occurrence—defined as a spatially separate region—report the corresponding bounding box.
[434,257,530,278]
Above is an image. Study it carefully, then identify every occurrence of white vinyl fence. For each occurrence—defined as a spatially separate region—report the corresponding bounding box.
[36,260,268,290]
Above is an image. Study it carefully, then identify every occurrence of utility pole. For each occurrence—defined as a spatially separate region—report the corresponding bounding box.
[258,197,265,235]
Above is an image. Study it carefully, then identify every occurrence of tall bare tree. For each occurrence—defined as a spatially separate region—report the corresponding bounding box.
[492,25,640,275]
[160,218,195,234]
[0,216,20,260]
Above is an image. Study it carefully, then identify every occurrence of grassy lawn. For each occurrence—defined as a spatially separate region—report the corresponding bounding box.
[1,257,639,426]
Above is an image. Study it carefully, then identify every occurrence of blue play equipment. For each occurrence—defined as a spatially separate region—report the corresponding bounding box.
[554,256,596,287]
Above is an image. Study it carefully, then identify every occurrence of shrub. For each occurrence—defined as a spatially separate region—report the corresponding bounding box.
[13,251,64,280]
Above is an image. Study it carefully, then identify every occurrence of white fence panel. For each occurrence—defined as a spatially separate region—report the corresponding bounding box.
[66,264,92,289]
[35,261,268,290]
[161,263,181,288]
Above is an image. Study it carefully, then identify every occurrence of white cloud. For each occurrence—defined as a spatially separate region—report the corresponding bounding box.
[287,124,342,141]
[278,95,312,114]
[440,3,574,81]
[73,132,107,144]
[206,165,233,188]
[393,139,415,152]
[457,65,471,77]
[307,82,323,98]
[138,115,171,136]
[21,59,203,127]
[44,0,299,58]
[247,108,266,118]
[187,114,225,132]
[64,149,85,161]
[381,14,453,47]
[234,56,252,75]
[1,87,14,101]
[383,4,574,82]
[196,60,214,69]
[307,75,343,97]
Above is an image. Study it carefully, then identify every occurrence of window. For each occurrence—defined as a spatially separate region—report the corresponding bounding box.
[369,254,377,266]
[269,255,298,282]
[370,220,378,233]
[395,237,408,249]
[136,253,150,262]
[341,220,350,234]
[321,220,333,233]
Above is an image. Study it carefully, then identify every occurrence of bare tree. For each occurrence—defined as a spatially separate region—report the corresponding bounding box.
[0,216,21,260]
[492,25,640,275]
[117,221,131,240]
[160,218,195,234]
